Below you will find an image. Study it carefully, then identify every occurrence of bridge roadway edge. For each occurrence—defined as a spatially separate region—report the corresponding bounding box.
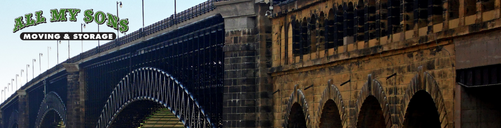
[0,2,223,128]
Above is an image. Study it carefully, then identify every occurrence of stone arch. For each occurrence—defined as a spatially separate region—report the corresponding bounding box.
[355,74,391,127]
[317,80,347,127]
[400,66,449,127]
[7,110,18,128]
[34,91,67,128]
[95,67,213,128]
[283,85,310,128]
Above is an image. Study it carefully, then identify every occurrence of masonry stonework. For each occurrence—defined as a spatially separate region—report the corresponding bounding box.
[268,0,501,127]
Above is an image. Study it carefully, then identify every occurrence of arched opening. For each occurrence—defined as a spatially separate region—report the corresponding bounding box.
[335,5,344,46]
[465,0,476,16]
[431,0,444,24]
[367,0,377,40]
[403,0,414,30]
[402,91,441,128]
[288,103,307,128]
[309,15,318,53]
[345,2,355,42]
[319,100,342,128]
[301,18,309,56]
[293,19,301,56]
[326,9,336,49]
[318,12,325,52]
[40,110,65,128]
[110,100,184,128]
[355,0,365,42]
[357,96,386,128]
[11,124,18,128]
[388,0,401,34]
[481,0,495,12]
[416,0,428,28]
[449,0,459,19]
[380,0,389,37]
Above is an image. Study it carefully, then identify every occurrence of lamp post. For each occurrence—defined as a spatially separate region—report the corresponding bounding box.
[98,24,100,51]
[26,64,30,82]
[47,47,51,68]
[116,1,122,38]
[57,40,61,63]
[1,89,3,102]
[68,40,70,59]
[3,87,7,101]
[81,23,86,53]
[15,74,19,90]
[39,53,43,73]
[21,70,24,86]
[10,79,14,92]
[32,59,36,79]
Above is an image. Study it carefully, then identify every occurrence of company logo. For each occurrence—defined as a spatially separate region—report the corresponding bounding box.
[13,8,128,40]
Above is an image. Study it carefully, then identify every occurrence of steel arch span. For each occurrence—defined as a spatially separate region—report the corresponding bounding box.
[34,91,67,128]
[95,67,213,128]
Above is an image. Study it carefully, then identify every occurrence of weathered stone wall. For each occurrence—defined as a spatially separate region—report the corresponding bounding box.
[272,42,456,127]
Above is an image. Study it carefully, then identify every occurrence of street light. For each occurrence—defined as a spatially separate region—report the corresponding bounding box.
[3,87,7,101]
[21,70,24,86]
[32,59,36,79]
[48,47,51,68]
[81,23,86,53]
[39,53,43,73]
[57,40,61,63]
[10,79,14,92]
[68,40,70,59]
[26,64,30,82]
[117,1,122,38]
[15,74,19,90]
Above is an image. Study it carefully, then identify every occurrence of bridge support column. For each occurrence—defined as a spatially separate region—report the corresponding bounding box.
[216,0,273,127]
[63,63,85,128]
[17,90,28,128]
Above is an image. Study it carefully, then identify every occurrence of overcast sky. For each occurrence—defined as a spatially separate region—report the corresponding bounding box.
[0,0,207,102]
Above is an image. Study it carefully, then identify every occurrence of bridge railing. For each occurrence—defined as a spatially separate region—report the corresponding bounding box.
[14,0,219,101]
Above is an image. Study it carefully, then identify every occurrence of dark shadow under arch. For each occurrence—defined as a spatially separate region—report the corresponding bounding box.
[95,67,212,128]
[319,99,342,128]
[402,91,441,128]
[40,110,64,128]
[283,87,310,127]
[355,75,391,127]
[110,100,167,128]
[357,96,386,128]
[35,92,66,128]
[288,103,307,128]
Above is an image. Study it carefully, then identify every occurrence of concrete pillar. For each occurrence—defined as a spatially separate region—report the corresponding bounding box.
[63,63,85,128]
[216,0,273,127]
[17,90,28,128]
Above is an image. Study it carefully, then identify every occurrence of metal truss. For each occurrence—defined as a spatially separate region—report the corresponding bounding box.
[34,91,67,128]
[95,67,213,128]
